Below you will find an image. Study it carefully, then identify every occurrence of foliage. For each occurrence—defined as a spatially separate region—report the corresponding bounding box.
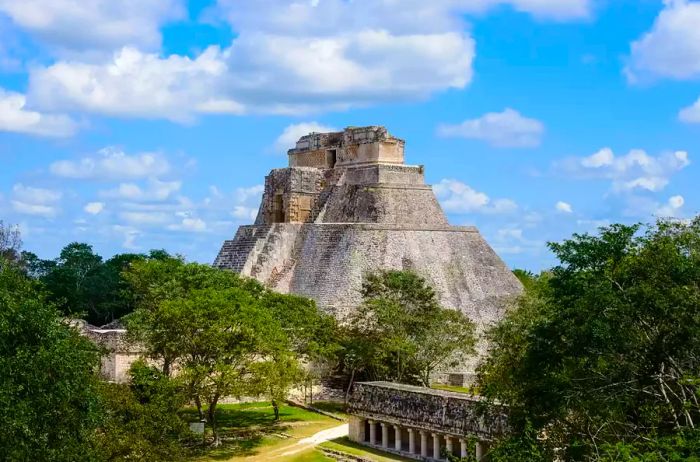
[0,220,22,262]
[478,219,700,460]
[97,361,192,461]
[0,255,103,462]
[25,244,174,325]
[124,259,336,444]
[341,270,476,387]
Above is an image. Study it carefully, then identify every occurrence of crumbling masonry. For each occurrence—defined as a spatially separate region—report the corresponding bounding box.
[214,126,522,380]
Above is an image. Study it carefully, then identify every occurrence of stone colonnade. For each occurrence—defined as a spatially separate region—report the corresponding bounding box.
[350,416,489,461]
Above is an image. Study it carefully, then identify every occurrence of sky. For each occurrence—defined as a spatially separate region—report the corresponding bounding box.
[0,0,699,271]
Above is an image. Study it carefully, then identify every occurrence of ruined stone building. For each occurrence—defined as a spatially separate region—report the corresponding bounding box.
[214,126,522,381]
[347,382,508,461]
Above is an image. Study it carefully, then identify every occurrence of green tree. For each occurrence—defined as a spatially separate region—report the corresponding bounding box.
[97,361,192,461]
[343,270,476,386]
[0,255,103,461]
[479,219,700,459]
[124,260,329,444]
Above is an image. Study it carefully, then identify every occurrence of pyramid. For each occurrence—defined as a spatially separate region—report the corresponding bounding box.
[214,126,522,373]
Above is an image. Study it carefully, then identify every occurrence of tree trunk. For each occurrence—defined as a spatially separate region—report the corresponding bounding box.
[208,395,221,446]
[195,395,203,421]
[345,368,356,405]
[272,399,280,421]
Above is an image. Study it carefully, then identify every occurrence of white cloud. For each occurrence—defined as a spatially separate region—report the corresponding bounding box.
[29,47,239,122]
[679,97,700,123]
[84,201,104,215]
[626,0,700,82]
[559,148,690,193]
[0,88,76,137]
[50,147,170,180]
[0,0,184,54]
[11,183,62,217]
[437,108,544,148]
[433,179,518,214]
[657,195,685,217]
[168,217,207,232]
[20,0,591,120]
[101,179,181,202]
[274,122,337,153]
[119,211,169,225]
[556,201,573,213]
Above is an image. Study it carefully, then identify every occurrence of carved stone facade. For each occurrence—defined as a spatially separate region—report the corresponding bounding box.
[214,126,522,382]
[347,382,508,460]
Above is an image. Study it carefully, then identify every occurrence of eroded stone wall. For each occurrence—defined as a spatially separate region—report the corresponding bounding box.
[348,382,508,440]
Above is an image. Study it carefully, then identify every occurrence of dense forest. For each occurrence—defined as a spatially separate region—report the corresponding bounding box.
[1,218,699,461]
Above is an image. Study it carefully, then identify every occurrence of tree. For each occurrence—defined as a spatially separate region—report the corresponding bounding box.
[250,353,305,420]
[97,361,192,461]
[0,254,103,461]
[478,219,700,459]
[342,270,476,386]
[0,220,22,263]
[124,260,327,445]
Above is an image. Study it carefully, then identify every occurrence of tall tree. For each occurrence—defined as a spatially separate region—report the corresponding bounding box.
[479,219,700,460]
[124,259,331,444]
[0,254,103,461]
[343,270,476,386]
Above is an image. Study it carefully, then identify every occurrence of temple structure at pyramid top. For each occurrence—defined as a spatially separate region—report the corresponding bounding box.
[214,126,521,381]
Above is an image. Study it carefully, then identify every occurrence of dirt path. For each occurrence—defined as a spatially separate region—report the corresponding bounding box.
[275,423,348,458]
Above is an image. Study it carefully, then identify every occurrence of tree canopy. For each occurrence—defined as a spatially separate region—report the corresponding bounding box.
[0,252,103,461]
[341,270,476,387]
[479,219,700,460]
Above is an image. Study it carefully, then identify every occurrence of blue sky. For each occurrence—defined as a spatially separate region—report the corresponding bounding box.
[1,0,699,271]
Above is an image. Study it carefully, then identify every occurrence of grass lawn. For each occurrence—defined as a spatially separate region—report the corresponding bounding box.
[308,400,349,420]
[430,383,478,395]
[319,437,415,462]
[184,402,341,462]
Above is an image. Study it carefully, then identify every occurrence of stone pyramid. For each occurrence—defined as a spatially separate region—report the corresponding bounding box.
[214,126,522,367]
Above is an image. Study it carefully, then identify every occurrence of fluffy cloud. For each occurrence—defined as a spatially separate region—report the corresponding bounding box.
[274,122,337,153]
[11,183,62,217]
[50,147,170,180]
[437,108,544,148]
[29,47,241,122]
[83,201,104,215]
[626,0,700,82]
[18,0,592,120]
[556,201,573,213]
[657,195,685,217]
[0,88,76,137]
[679,97,700,123]
[0,0,184,54]
[433,179,517,214]
[558,147,690,192]
[168,217,207,232]
[101,179,181,202]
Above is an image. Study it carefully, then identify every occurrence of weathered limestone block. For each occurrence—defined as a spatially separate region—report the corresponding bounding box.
[348,382,508,441]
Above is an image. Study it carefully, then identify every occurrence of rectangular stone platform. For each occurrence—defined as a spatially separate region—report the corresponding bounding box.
[347,382,508,461]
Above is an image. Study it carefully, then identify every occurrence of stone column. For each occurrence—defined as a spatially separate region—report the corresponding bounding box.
[369,420,377,445]
[381,422,389,448]
[348,416,365,443]
[476,441,488,461]
[408,429,416,454]
[460,439,468,458]
[445,435,453,456]
[432,433,441,460]
[420,431,429,458]
[394,425,402,451]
